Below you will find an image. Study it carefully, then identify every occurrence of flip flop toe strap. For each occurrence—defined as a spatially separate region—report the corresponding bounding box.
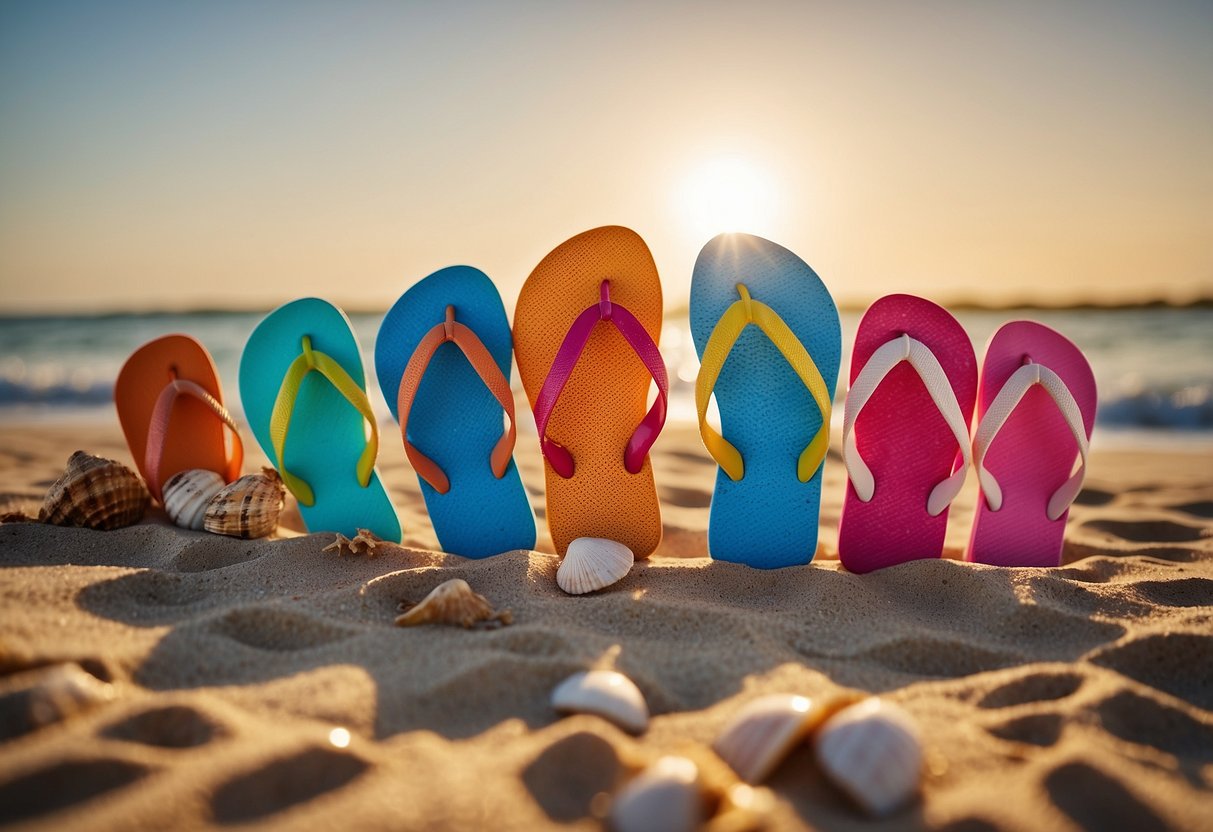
[145,379,244,502]
[396,305,517,494]
[973,361,1089,521]
[269,335,378,507]
[695,283,832,483]
[842,333,971,516]
[533,280,668,478]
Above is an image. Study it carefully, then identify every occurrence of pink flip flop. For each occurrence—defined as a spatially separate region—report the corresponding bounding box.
[838,295,977,573]
[967,321,1096,567]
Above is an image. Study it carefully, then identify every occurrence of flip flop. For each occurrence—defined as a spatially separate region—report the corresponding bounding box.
[375,266,536,558]
[967,321,1096,566]
[239,298,401,541]
[514,226,668,558]
[837,295,977,573]
[115,334,243,503]
[690,233,841,569]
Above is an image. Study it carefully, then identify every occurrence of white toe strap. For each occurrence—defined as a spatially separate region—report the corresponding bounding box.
[973,362,1089,521]
[843,333,972,516]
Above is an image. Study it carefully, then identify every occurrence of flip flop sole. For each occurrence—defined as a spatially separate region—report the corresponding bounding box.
[239,298,401,541]
[376,266,535,558]
[690,233,841,568]
[967,321,1096,566]
[514,226,664,558]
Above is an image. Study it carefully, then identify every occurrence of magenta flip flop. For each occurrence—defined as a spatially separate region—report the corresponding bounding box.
[966,321,1096,567]
[838,295,977,573]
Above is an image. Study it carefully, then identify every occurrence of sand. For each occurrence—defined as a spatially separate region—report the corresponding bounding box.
[1,420,1211,831]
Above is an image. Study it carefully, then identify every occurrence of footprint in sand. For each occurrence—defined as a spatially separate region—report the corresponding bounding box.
[1132,576,1213,607]
[521,731,625,823]
[660,486,712,509]
[103,704,227,749]
[1045,762,1166,831]
[1095,689,1213,763]
[1088,632,1213,710]
[1172,500,1213,519]
[1072,487,1116,507]
[210,608,360,653]
[985,712,1065,747]
[1082,518,1207,543]
[211,746,369,823]
[0,758,149,824]
[977,671,1085,709]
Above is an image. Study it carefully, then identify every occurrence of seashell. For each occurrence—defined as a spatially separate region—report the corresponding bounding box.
[713,693,856,784]
[162,469,225,530]
[39,451,148,530]
[0,663,116,740]
[557,537,634,595]
[395,578,513,629]
[609,756,705,832]
[814,697,923,817]
[551,670,648,734]
[203,468,284,539]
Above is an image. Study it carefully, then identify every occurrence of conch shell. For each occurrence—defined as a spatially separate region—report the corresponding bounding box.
[161,469,225,530]
[39,451,148,530]
[203,468,284,539]
[557,537,634,595]
[813,697,923,817]
[395,579,512,629]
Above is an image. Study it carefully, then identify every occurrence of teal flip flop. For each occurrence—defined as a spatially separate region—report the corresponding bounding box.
[375,266,535,558]
[690,233,841,568]
[239,297,401,541]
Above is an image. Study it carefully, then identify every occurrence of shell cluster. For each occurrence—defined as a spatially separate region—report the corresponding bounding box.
[713,694,923,817]
[557,537,634,595]
[550,670,649,734]
[39,451,148,530]
[161,467,284,539]
[396,578,512,629]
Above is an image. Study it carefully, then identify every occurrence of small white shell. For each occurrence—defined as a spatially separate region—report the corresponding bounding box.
[551,670,648,734]
[557,537,634,595]
[0,663,116,738]
[609,756,705,832]
[162,469,224,530]
[713,694,820,783]
[814,697,922,817]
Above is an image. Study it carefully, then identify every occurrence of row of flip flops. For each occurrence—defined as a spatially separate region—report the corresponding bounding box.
[113,226,1095,570]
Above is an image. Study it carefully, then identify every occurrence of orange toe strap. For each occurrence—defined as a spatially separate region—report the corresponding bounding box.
[396,305,517,494]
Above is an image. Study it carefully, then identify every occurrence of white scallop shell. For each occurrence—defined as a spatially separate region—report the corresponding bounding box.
[609,756,704,832]
[557,537,634,595]
[162,469,225,530]
[814,697,923,817]
[551,670,648,734]
[713,693,819,783]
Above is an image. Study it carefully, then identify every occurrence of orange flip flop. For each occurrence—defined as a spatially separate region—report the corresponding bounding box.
[514,226,668,558]
[115,334,243,503]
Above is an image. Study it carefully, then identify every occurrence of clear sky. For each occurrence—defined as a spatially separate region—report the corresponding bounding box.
[1,0,1210,313]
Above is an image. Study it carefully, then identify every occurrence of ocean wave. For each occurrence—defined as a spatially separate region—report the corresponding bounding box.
[0,378,115,407]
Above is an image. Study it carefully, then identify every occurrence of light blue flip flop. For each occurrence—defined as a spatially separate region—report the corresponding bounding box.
[690,234,841,568]
[239,297,401,541]
[375,266,535,558]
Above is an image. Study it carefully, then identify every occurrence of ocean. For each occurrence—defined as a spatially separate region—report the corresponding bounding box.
[1,307,1210,447]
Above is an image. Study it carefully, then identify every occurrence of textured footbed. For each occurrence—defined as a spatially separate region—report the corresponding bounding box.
[115,335,235,497]
[239,298,401,542]
[690,233,841,569]
[837,295,977,573]
[513,226,664,558]
[967,321,1096,567]
[375,266,536,558]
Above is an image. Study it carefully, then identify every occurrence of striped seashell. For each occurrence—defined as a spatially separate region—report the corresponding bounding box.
[557,537,634,595]
[39,451,148,530]
[203,468,284,539]
[713,693,859,784]
[162,469,225,530]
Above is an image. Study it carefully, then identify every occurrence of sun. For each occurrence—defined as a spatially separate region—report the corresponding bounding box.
[676,154,778,240]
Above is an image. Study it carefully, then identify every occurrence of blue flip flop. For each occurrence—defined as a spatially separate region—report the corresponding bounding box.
[239,297,401,541]
[375,266,535,558]
[690,234,841,568]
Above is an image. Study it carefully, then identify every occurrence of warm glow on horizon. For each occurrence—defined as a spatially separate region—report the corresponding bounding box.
[676,155,779,242]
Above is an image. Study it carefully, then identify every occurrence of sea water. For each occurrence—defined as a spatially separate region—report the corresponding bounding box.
[0,307,1210,448]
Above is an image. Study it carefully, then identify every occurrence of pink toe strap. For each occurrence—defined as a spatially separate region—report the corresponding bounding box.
[532,280,668,478]
[145,379,244,502]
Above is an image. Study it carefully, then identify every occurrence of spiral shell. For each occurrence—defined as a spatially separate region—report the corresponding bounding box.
[203,468,284,539]
[162,469,225,530]
[557,537,634,595]
[39,451,148,530]
[395,578,512,629]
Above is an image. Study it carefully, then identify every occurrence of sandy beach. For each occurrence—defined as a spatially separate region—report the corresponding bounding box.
[0,420,1210,831]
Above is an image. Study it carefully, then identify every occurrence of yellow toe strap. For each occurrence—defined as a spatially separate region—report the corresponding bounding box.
[695,284,832,482]
[269,335,379,506]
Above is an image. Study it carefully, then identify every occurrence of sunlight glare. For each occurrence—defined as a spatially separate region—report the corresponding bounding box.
[677,155,778,239]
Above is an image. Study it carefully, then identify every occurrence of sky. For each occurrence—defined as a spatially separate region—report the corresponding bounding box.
[1,0,1210,313]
